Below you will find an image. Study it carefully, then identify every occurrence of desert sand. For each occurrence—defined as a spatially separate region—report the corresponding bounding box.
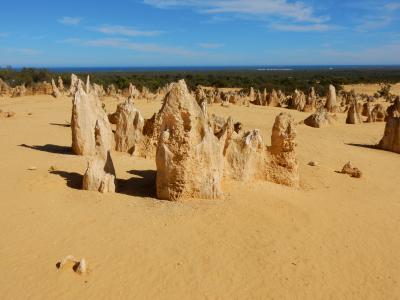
[1,92,399,299]
[344,83,400,96]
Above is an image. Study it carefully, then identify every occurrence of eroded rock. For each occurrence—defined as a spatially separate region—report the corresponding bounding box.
[155,80,224,200]
[304,109,337,128]
[113,98,144,154]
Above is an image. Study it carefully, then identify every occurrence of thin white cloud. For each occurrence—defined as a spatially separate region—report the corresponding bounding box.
[385,2,400,11]
[351,1,400,31]
[7,48,42,55]
[58,16,83,25]
[356,16,393,31]
[93,25,163,37]
[270,23,339,32]
[198,43,224,49]
[62,37,203,56]
[144,0,328,23]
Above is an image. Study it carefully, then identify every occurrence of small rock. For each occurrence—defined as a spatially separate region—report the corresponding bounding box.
[49,165,57,172]
[0,110,16,118]
[28,166,37,171]
[341,161,362,178]
[76,258,87,274]
[308,161,318,167]
[57,255,88,275]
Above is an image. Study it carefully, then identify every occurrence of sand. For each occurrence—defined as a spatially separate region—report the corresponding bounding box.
[344,83,400,96]
[0,93,399,299]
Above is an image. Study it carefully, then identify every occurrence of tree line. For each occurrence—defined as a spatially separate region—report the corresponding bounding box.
[1,66,400,95]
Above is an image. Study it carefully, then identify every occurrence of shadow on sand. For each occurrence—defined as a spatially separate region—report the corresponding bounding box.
[49,122,71,128]
[345,143,379,150]
[117,170,157,198]
[19,143,73,155]
[50,171,82,190]
[50,169,157,198]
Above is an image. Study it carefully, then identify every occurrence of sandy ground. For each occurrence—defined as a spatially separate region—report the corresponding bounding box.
[0,93,399,299]
[344,83,400,96]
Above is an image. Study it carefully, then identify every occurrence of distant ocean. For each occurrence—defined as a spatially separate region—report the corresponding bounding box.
[44,65,400,73]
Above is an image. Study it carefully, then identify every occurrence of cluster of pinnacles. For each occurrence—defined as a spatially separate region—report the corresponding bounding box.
[70,77,300,200]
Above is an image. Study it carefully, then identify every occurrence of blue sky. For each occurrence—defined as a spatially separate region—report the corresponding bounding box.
[0,0,399,67]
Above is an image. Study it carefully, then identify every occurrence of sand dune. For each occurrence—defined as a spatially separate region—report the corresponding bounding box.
[0,94,399,299]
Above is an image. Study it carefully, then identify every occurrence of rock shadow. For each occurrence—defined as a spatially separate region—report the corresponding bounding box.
[117,170,157,198]
[50,169,157,198]
[19,144,73,155]
[49,122,71,128]
[50,171,82,190]
[346,143,379,150]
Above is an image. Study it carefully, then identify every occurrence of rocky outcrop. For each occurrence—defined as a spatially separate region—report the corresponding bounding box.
[303,87,317,112]
[346,99,363,124]
[288,89,306,111]
[30,82,52,95]
[82,119,116,193]
[51,78,61,98]
[58,76,64,92]
[113,98,144,154]
[93,83,105,98]
[379,98,400,153]
[367,103,386,122]
[386,97,400,119]
[0,110,16,118]
[128,83,140,99]
[107,84,117,97]
[224,129,265,181]
[341,162,362,178]
[0,78,11,96]
[267,89,280,107]
[266,113,299,187]
[69,74,79,96]
[304,108,337,128]
[362,101,371,117]
[249,87,255,104]
[325,85,339,113]
[11,84,27,98]
[71,79,113,156]
[223,112,300,187]
[155,80,225,201]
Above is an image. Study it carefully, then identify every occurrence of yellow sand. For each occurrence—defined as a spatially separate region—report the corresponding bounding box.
[344,83,400,96]
[0,93,399,299]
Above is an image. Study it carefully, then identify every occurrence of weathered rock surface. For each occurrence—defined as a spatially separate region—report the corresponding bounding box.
[107,84,117,97]
[304,109,337,128]
[82,120,116,193]
[325,85,339,113]
[346,99,363,124]
[11,84,26,98]
[288,90,306,111]
[51,78,61,98]
[224,129,265,181]
[0,78,11,96]
[128,83,140,99]
[303,87,317,112]
[0,110,16,118]
[113,98,144,154]
[266,113,299,187]
[379,98,400,153]
[156,80,225,201]
[341,162,362,178]
[69,74,79,96]
[71,80,113,156]
[58,76,64,92]
[268,89,280,107]
[223,112,300,187]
